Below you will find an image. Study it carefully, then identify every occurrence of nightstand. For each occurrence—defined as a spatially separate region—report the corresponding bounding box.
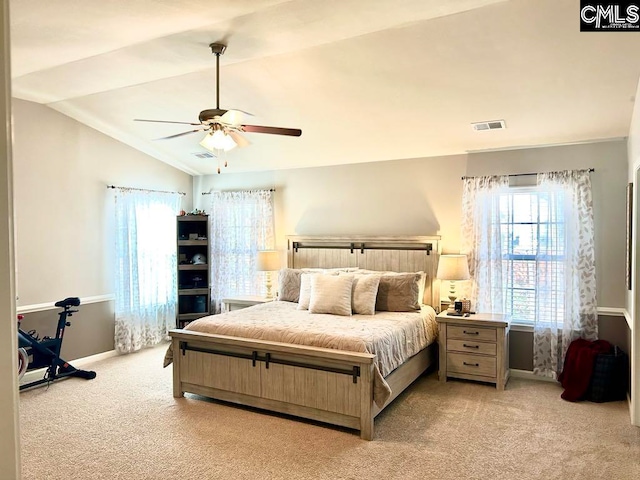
[436,311,510,390]
[221,295,274,312]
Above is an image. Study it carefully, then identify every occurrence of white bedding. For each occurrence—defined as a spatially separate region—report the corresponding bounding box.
[164,301,437,406]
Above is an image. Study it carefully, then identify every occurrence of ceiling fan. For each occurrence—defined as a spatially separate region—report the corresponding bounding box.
[134,43,302,173]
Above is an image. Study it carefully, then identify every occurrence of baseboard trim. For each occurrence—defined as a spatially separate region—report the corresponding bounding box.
[17,294,115,314]
[19,349,118,386]
[510,369,558,383]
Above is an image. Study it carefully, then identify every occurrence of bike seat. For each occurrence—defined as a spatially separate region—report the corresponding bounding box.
[54,297,81,308]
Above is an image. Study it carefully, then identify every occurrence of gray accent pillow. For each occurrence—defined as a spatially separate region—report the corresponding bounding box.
[277,268,302,302]
[375,273,421,312]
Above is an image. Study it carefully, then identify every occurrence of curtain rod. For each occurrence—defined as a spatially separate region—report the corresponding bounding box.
[106,185,186,196]
[202,188,276,195]
[461,168,594,181]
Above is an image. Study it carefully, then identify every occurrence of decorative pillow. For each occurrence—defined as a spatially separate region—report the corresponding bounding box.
[350,274,381,315]
[375,273,421,312]
[297,273,315,310]
[359,269,427,306]
[297,272,341,310]
[277,268,302,302]
[309,274,354,316]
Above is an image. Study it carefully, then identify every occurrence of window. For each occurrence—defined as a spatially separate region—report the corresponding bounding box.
[208,190,274,312]
[462,170,597,378]
[112,189,182,353]
[499,187,565,325]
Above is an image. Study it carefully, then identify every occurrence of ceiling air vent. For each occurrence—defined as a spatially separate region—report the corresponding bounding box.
[471,120,506,131]
[192,152,215,159]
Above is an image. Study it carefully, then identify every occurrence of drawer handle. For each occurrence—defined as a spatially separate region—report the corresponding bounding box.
[463,330,479,335]
[463,344,479,349]
[463,362,480,367]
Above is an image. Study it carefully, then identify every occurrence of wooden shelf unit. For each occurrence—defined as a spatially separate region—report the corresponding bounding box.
[176,215,210,328]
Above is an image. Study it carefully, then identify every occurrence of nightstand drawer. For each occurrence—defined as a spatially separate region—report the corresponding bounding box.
[447,352,496,377]
[447,325,496,342]
[447,339,497,356]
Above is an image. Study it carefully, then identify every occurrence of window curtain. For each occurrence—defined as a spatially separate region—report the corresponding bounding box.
[113,189,181,353]
[534,169,597,378]
[208,190,274,313]
[461,175,510,313]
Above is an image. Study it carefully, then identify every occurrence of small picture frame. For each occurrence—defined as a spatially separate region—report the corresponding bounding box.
[188,233,198,240]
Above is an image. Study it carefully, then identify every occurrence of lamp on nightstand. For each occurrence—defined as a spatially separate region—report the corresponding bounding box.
[257,250,281,299]
[436,254,470,311]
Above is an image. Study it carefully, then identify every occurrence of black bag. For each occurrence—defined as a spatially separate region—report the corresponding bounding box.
[586,346,629,403]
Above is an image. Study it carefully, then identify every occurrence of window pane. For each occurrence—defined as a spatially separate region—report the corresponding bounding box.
[497,188,565,325]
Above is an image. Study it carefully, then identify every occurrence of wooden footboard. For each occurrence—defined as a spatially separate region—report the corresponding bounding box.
[170,329,434,440]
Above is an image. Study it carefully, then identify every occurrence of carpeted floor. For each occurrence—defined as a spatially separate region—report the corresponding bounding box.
[19,343,640,480]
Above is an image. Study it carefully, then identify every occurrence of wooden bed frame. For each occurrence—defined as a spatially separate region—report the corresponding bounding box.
[170,235,441,440]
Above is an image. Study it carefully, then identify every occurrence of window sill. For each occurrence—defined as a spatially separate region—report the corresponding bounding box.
[510,323,534,333]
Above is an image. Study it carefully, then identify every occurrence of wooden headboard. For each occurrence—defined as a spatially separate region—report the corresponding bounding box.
[286,235,441,308]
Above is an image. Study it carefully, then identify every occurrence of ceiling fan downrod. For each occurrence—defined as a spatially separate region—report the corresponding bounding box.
[209,43,226,110]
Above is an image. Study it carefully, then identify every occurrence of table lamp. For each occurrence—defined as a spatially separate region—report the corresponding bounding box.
[257,250,281,299]
[436,254,470,311]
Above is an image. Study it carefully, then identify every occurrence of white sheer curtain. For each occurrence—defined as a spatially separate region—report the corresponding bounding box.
[534,170,597,378]
[461,170,597,378]
[208,190,274,313]
[461,175,510,313]
[113,189,181,353]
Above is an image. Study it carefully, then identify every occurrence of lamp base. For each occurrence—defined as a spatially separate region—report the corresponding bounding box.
[447,294,457,312]
[265,272,274,299]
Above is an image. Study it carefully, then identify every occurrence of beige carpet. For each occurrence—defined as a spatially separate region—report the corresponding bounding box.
[20,344,640,480]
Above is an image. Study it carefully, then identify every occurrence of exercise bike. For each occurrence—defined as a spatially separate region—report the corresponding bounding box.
[18,297,96,390]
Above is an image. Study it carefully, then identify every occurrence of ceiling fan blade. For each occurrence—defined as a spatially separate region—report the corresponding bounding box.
[227,130,251,148]
[220,109,250,125]
[241,125,302,137]
[135,118,201,126]
[227,108,254,117]
[155,128,205,140]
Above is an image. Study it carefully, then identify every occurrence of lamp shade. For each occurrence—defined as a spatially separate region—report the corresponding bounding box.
[436,254,470,281]
[256,250,280,271]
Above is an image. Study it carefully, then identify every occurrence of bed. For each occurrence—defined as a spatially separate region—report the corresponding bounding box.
[167,235,441,440]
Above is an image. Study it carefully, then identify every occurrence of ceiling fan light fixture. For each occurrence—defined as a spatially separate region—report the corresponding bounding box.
[200,130,237,152]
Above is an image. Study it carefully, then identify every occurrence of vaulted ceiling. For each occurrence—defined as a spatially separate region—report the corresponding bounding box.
[9,0,640,175]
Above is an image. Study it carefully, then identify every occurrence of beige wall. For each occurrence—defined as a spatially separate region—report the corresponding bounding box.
[0,0,20,475]
[195,139,628,309]
[194,155,468,253]
[12,99,194,307]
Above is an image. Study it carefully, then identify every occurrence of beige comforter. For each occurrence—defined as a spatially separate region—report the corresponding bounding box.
[164,301,437,406]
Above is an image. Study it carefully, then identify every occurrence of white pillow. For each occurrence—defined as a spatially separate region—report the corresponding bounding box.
[309,274,354,316]
[351,274,381,315]
[297,273,314,310]
[298,271,341,310]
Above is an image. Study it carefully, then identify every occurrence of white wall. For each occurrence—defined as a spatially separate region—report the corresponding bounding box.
[0,0,21,476]
[12,99,193,306]
[195,139,628,308]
